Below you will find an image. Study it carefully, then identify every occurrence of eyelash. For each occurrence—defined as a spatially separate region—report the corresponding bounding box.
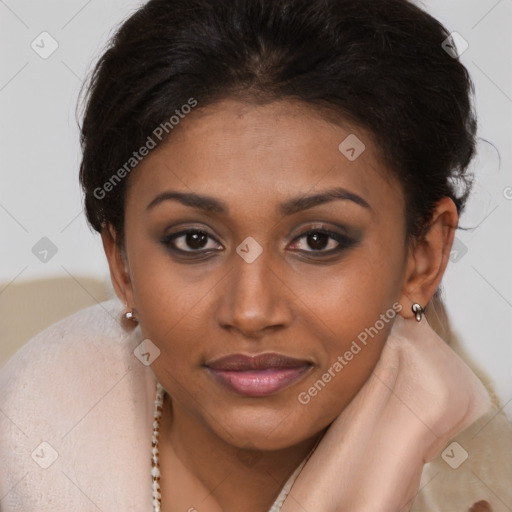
[160,227,357,259]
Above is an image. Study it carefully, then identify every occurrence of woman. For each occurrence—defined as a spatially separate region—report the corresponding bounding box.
[1,0,511,510]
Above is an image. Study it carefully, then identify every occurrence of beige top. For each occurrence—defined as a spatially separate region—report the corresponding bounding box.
[412,407,512,511]
[0,298,511,511]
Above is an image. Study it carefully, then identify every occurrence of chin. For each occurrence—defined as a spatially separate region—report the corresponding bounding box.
[207,403,321,452]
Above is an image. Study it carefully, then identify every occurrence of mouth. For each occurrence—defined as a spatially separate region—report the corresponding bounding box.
[205,353,313,397]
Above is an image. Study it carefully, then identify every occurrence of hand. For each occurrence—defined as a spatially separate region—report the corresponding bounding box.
[469,501,492,512]
[370,312,491,461]
[281,314,491,512]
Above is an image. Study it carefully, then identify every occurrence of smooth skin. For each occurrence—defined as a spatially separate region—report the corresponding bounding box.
[101,99,488,511]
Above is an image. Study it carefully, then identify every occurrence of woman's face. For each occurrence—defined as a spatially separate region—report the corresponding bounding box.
[119,99,411,450]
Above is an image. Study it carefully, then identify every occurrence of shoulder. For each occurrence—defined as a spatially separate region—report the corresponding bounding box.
[413,407,512,511]
[0,299,156,511]
[2,297,131,371]
[0,298,151,400]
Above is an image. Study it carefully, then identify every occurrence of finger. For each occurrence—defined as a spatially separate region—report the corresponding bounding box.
[469,500,492,512]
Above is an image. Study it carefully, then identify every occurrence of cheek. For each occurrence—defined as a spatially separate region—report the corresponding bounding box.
[291,244,403,338]
[131,264,220,358]
[289,249,404,412]
[124,236,218,361]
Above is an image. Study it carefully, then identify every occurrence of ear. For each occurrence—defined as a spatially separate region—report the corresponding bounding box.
[398,197,458,319]
[101,224,135,310]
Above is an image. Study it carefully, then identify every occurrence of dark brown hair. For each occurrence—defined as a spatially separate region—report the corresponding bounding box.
[79,0,477,245]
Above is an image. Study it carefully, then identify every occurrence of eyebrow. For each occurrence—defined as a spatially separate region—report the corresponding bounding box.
[145,186,371,216]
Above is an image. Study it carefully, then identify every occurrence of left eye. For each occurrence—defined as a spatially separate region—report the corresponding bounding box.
[289,229,353,253]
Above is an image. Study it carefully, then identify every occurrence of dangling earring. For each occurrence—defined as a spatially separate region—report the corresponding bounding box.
[122,309,139,324]
[411,303,425,322]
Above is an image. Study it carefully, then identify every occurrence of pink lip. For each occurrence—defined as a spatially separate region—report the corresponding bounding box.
[206,353,312,397]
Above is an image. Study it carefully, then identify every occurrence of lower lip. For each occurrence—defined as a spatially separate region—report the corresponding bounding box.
[207,366,310,397]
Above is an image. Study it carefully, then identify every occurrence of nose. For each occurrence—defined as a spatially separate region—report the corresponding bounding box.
[215,251,294,339]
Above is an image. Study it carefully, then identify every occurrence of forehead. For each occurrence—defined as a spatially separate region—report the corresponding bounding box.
[126,98,402,217]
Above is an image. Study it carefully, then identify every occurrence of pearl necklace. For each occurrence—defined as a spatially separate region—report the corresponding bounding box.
[151,381,165,512]
[151,381,309,512]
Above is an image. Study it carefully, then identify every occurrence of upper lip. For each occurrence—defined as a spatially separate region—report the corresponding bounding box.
[205,353,311,372]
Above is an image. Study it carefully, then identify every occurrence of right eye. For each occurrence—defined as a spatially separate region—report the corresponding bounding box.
[161,229,223,256]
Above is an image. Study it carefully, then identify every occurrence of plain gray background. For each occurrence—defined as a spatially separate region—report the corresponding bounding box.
[1,0,511,419]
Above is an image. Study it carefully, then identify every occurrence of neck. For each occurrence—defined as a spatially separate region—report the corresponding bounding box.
[159,393,323,512]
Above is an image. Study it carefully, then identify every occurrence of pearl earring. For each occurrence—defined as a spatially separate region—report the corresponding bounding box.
[411,303,425,322]
[122,309,139,323]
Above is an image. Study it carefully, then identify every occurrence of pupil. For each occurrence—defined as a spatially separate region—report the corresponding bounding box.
[187,232,207,249]
[308,232,328,250]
